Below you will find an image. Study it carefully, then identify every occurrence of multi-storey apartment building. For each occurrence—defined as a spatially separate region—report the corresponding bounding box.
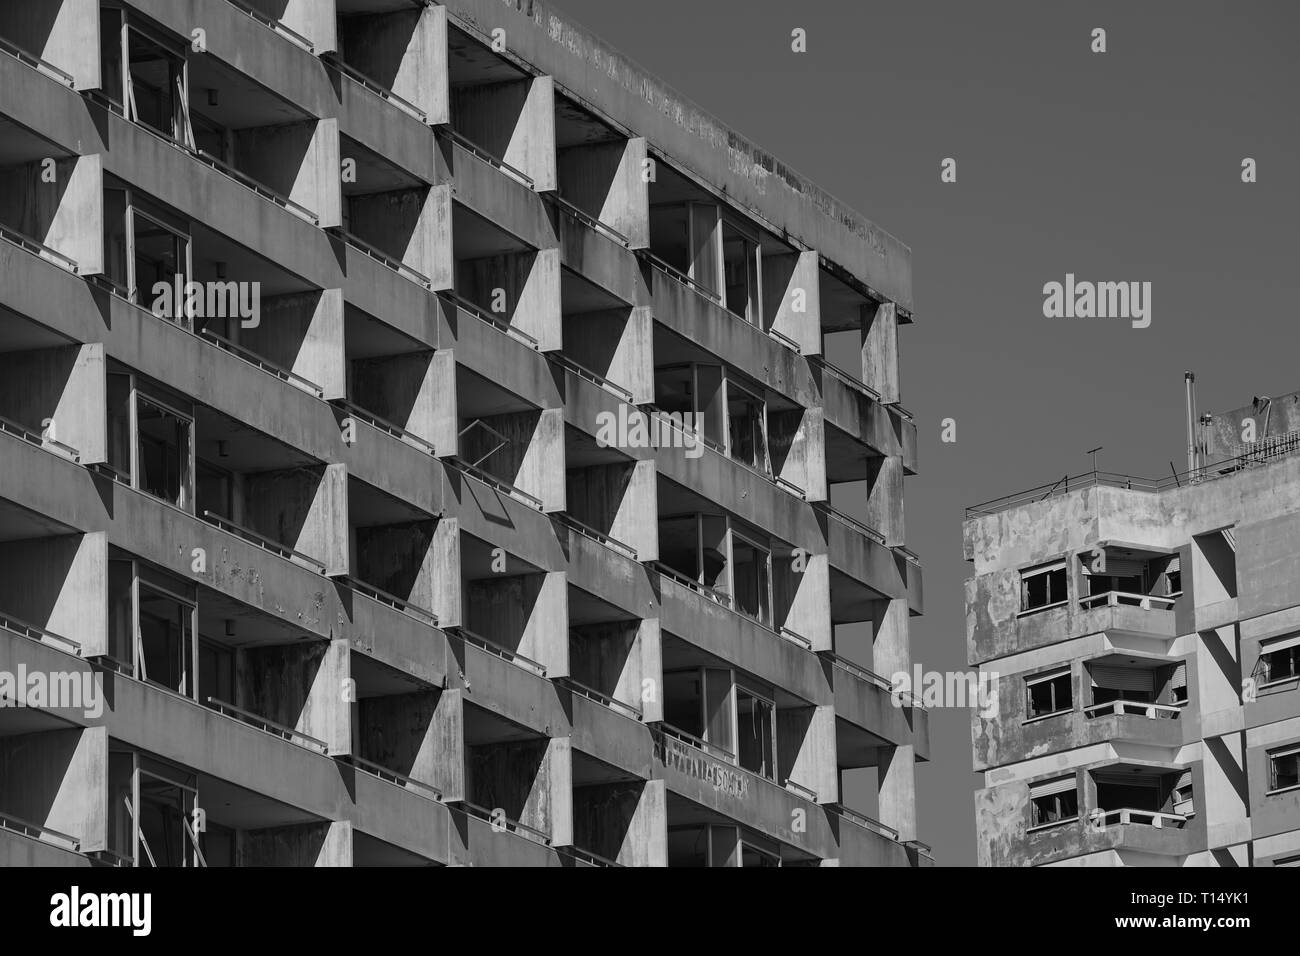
[0,0,925,867]
[966,383,1300,867]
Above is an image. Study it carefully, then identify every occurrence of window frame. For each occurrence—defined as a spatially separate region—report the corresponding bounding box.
[1019,560,1068,615]
[1024,667,1073,722]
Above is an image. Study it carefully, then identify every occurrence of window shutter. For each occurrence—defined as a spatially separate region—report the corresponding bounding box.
[1085,557,1147,578]
[1030,775,1075,798]
[1090,666,1154,692]
[1170,664,1187,690]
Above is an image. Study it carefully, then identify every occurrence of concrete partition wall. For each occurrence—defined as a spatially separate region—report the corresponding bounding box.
[233,119,341,228]
[1199,736,1250,849]
[866,455,905,546]
[351,348,442,446]
[464,407,565,511]
[0,532,107,656]
[238,820,353,866]
[779,551,830,651]
[354,687,442,788]
[430,517,461,627]
[0,342,106,463]
[872,596,915,838]
[238,289,345,399]
[466,571,568,676]
[861,300,899,404]
[763,250,821,355]
[565,459,656,561]
[429,687,465,801]
[871,597,910,678]
[569,617,657,714]
[466,735,569,843]
[777,704,837,804]
[338,4,448,124]
[0,154,102,273]
[242,463,349,575]
[0,726,107,852]
[563,306,652,402]
[573,779,665,865]
[237,637,350,755]
[349,186,445,282]
[459,248,561,351]
[770,406,826,502]
[249,0,337,53]
[556,136,649,248]
[354,520,439,613]
[451,76,556,191]
[0,0,99,90]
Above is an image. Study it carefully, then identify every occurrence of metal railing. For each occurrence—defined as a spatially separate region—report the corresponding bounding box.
[767,326,801,353]
[440,127,534,188]
[886,401,914,422]
[201,510,327,573]
[447,455,544,511]
[1078,591,1176,611]
[548,192,630,246]
[342,575,438,627]
[0,611,80,656]
[199,328,324,398]
[0,411,81,463]
[825,652,895,692]
[0,220,78,273]
[326,56,428,123]
[554,512,638,560]
[548,351,634,402]
[648,407,806,499]
[223,0,315,52]
[659,723,737,763]
[639,250,723,305]
[558,676,643,721]
[894,545,923,568]
[817,502,887,545]
[652,561,733,609]
[438,290,540,350]
[833,803,900,841]
[1084,700,1183,720]
[457,800,550,845]
[452,626,546,677]
[561,845,624,867]
[779,625,812,650]
[0,811,79,851]
[338,753,442,802]
[333,400,436,456]
[0,34,74,86]
[194,147,319,224]
[206,697,329,753]
[784,778,817,801]
[340,230,432,289]
[810,356,880,401]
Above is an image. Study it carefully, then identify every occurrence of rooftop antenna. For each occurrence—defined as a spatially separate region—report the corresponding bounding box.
[1086,446,1103,474]
[1185,372,1197,474]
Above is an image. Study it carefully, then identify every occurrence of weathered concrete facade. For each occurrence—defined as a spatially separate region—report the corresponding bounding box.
[0,0,924,867]
[966,402,1300,867]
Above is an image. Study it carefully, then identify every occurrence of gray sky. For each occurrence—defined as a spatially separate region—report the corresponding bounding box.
[550,0,1300,864]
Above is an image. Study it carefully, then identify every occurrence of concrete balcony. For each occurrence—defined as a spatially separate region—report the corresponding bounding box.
[829,655,930,756]
[817,364,918,471]
[453,805,563,867]
[567,689,654,780]
[0,821,90,867]
[554,200,642,307]
[971,593,1177,664]
[829,806,914,867]
[447,138,554,253]
[451,629,567,738]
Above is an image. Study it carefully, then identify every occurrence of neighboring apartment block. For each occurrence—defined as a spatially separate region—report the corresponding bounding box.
[0,0,926,866]
[966,387,1300,867]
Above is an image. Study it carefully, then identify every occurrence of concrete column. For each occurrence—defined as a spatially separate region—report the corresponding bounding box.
[430,517,461,627]
[877,743,917,842]
[242,289,345,400]
[763,250,821,355]
[0,532,107,656]
[0,0,100,90]
[866,455,905,546]
[556,136,649,248]
[338,4,447,124]
[429,688,465,802]
[451,75,556,191]
[608,459,658,562]
[563,305,652,403]
[771,406,826,502]
[783,551,831,652]
[872,597,911,677]
[429,350,459,457]
[546,736,573,847]
[778,704,837,804]
[861,300,899,403]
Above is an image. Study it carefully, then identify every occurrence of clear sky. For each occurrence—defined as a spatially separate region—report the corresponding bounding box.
[550,0,1300,864]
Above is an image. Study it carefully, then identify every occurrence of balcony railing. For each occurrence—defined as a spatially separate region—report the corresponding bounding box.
[457,800,550,846]
[558,676,643,721]
[1093,808,1188,829]
[0,220,77,273]
[0,611,81,656]
[447,455,544,511]
[201,510,328,574]
[648,408,806,499]
[1079,591,1176,611]
[438,291,540,351]
[440,127,533,188]
[548,193,630,247]
[199,328,324,398]
[651,561,732,609]
[206,697,329,753]
[825,652,895,693]
[194,147,319,225]
[659,723,736,764]
[337,753,442,803]
[0,811,79,852]
[553,512,638,560]
[224,0,315,53]
[326,56,427,124]
[452,626,546,677]
[0,34,73,86]
[832,803,900,841]
[339,229,432,289]
[1084,700,1183,720]
[341,575,438,627]
[560,845,624,867]
[548,351,634,402]
[817,502,887,545]
[640,250,723,305]
[0,411,80,463]
[810,356,880,401]
[333,400,436,456]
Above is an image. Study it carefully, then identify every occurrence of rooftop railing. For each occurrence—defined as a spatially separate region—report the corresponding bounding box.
[206,697,329,753]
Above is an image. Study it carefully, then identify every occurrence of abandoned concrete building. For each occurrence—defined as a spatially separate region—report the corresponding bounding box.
[0,0,927,866]
[965,383,1300,867]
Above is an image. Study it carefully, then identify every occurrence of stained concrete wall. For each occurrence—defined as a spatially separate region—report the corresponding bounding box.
[243,463,348,575]
[0,532,106,656]
[0,155,102,273]
[237,637,349,754]
[237,289,345,399]
[565,459,656,559]
[338,4,448,124]
[0,342,105,463]
[562,306,652,403]
[777,703,837,803]
[457,249,561,351]
[0,726,106,852]
[355,688,441,787]
[466,571,567,675]
[451,76,556,191]
[462,408,565,511]
[232,119,341,227]
[247,0,336,53]
[0,0,99,90]
[556,136,648,248]
[354,520,437,611]
[770,406,825,502]
[466,735,569,844]
[763,250,820,355]
[237,820,352,866]
[572,780,665,865]
[861,301,898,404]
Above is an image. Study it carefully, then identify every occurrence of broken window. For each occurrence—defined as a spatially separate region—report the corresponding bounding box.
[130,207,191,319]
[136,393,193,510]
[1259,634,1300,685]
[1021,561,1066,612]
[1268,745,1300,793]
[110,749,204,867]
[731,531,772,627]
[736,684,777,781]
[1029,776,1077,828]
[721,219,761,325]
[135,567,197,698]
[1025,668,1071,719]
[726,378,769,474]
